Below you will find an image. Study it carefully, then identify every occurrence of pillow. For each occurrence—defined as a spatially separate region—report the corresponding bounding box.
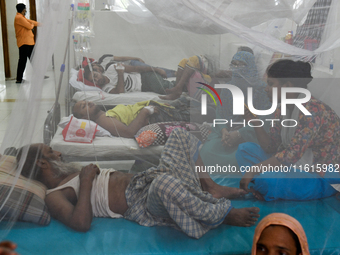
[0,155,50,225]
[77,69,97,87]
[69,69,103,92]
[135,122,211,148]
[81,57,95,68]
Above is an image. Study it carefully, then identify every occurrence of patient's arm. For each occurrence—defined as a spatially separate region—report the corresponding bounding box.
[114,56,144,63]
[108,67,125,94]
[95,108,152,138]
[123,65,166,78]
[244,109,276,153]
[45,164,99,232]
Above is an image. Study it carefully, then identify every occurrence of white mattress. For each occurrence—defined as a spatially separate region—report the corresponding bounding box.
[72,90,169,105]
[51,127,163,158]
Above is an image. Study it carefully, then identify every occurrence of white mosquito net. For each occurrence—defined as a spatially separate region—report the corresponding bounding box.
[0,0,340,253]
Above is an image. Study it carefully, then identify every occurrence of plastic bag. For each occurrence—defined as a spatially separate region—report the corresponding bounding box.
[72,0,95,36]
[62,116,98,143]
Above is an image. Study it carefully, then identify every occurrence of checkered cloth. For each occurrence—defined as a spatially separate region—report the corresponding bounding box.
[124,128,231,239]
[0,185,50,225]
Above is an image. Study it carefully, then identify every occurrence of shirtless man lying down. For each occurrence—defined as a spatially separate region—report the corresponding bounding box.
[17,128,260,239]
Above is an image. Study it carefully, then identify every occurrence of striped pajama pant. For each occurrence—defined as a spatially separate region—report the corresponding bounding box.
[124,128,231,239]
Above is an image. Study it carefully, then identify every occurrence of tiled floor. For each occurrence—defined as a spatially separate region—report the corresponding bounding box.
[0,70,56,149]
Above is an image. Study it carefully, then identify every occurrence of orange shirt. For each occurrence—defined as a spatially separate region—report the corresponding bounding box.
[14,13,39,48]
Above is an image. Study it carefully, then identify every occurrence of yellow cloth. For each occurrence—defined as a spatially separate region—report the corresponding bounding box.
[105,101,173,126]
[14,13,39,48]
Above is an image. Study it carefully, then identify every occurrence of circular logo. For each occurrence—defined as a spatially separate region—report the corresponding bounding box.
[76,129,86,137]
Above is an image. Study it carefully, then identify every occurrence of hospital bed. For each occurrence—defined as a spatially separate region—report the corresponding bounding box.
[50,125,163,162]
[65,68,174,115]
[45,67,175,159]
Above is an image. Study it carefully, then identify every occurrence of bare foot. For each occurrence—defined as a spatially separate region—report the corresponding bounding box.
[223,207,260,227]
[159,93,181,100]
[200,178,247,199]
[165,87,183,95]
[206,185,248,199]
[164,87,176,94]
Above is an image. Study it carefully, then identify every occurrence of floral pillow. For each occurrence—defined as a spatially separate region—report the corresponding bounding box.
[135,122,211,148]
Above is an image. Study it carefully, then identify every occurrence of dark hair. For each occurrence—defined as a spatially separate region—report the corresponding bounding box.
[83,65,91,81]
[16,3,26,13]
[270,225,302,255]
[267,59,313,88]
[238,46,254,55]
[92,63,104,73]
[71,100,82,119]
[16,144,44,181]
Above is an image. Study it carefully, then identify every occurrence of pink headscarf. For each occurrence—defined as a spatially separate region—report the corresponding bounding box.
[252,213,310,255]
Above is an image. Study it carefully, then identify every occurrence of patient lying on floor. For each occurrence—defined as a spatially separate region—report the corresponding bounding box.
[17,129,259,239]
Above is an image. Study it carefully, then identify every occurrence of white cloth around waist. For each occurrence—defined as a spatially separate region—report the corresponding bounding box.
[46,168,123,218]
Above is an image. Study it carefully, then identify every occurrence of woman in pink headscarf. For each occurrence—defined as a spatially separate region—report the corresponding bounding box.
[252,213,310,255]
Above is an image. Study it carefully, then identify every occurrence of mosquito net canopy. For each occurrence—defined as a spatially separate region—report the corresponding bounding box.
[0,0,339,254]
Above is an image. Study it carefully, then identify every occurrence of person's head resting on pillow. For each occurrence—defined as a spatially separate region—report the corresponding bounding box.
[72,100,101,121]
[83,64,109,87]
[252,213,309,255]
[16,144,80,185]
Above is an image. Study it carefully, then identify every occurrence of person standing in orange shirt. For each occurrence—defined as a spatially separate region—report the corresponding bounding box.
[14,3,39,83]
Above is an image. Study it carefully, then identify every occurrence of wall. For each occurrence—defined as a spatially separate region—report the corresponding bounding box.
[53,10,221,114]
[90,12,220,69]
[0,14,5,85]
[333,2,340,78]
[5,0,18,79]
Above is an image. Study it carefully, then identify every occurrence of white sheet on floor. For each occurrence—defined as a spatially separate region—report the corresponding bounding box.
[51,127,163,158]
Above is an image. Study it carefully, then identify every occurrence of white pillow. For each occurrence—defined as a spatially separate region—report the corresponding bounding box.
[59,115,112,137]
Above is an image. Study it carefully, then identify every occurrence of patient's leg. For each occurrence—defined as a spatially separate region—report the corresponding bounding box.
[196,155,247,199]
[174,68,183,86]
[159,66,194,100]
[162,128,246,199]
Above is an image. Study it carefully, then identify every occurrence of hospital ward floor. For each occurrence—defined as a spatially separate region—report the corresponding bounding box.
[0,70,56,148]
